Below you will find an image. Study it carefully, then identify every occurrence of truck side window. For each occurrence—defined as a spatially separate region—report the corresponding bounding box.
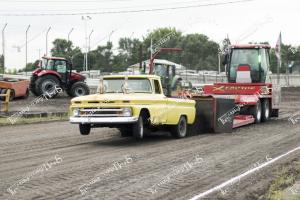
[154,80,161,94]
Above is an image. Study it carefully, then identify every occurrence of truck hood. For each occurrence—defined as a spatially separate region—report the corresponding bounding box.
[71,93,165,104]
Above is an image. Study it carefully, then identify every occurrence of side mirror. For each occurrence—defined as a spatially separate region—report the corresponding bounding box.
[222,54,229,65]
[37,60,41,68]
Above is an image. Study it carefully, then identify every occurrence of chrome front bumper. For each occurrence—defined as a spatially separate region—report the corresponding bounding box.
[69,117,138,124]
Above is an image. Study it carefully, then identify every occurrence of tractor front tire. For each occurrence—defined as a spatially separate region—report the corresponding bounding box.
[69,82,90,97]
[35,75,60,98]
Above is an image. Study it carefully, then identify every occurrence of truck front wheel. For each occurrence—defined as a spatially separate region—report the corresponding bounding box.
[171,116,187,139]
[79,124,91,135]
[133,116,144,139]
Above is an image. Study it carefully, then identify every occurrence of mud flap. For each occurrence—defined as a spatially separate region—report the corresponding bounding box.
[214,98,235,133]
[188,98,214,135]
[271,84,281,118]
[189,97,235,134]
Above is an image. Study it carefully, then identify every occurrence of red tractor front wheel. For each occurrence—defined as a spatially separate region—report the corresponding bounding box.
[68,82,90,97]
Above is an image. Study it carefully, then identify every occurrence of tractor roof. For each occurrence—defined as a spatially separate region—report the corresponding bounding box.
[42,56,67,61]
[230,44,271,49]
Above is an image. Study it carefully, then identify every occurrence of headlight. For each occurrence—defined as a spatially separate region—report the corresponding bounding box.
[73,109,80,117]
[122,108,132,117]
[260,86,270,95]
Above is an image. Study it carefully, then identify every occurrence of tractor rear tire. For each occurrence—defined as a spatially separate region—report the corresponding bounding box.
[35,75,60,98]
[171,116,187,139]
[250,100,262,124]
[79,124,91,135]
[261,99,270,122]
[30,85,38,96]
[69,82,90,97]
[30,76,39,96]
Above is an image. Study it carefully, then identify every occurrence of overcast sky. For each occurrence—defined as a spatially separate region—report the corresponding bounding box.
[0,0,298,70]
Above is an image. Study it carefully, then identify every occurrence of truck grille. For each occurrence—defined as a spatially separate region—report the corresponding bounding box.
[79,108,123,117]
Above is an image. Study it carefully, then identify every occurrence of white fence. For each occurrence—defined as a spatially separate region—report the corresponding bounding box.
[2,73,300,89]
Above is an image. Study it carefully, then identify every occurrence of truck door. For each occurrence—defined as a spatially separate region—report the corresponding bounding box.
[152,79,168,124]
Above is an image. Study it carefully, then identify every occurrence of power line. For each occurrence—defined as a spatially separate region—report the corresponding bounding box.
[0,0,213,13]
[0,0,255,16]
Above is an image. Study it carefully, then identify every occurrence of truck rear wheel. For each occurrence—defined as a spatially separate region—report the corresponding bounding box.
[250,100,262,123]
[133,116,144,139]
[79,124,91,135]
[69,82,90,97]
[261,99,270,122]
[171,116,187,139]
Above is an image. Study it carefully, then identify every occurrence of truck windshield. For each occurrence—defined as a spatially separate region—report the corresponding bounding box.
[103,78,152,93]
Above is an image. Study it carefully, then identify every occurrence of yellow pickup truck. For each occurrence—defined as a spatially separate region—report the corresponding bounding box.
[69,75,195,139]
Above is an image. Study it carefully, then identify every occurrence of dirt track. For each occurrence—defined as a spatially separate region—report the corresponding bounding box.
[0,88,300,200]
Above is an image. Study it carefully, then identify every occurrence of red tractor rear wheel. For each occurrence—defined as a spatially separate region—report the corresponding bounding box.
[35,75,60,98]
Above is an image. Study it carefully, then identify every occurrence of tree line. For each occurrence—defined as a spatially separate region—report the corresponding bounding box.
[5,27,300,74]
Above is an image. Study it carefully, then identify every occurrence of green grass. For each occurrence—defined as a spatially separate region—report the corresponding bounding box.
[0,115,69,126]
[265,160,300,200]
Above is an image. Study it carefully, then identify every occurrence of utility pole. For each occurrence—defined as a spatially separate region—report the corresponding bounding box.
[82,16,92,72]
[2,23,7,74]
[88,29,93,77]
[25,25,30,76]
[46,27,51,56]
[88,29,93,52]
[150,38,153,74]
[68,27,74,41]
[218,52,221,74]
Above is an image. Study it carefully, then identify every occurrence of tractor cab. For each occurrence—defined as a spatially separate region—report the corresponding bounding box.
[224,44,271,84]
[153,63,190,97]
[154,63,176,88]
[39,57,71,84]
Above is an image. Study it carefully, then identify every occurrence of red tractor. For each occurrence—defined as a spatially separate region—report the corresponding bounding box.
[30,56,90,97]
